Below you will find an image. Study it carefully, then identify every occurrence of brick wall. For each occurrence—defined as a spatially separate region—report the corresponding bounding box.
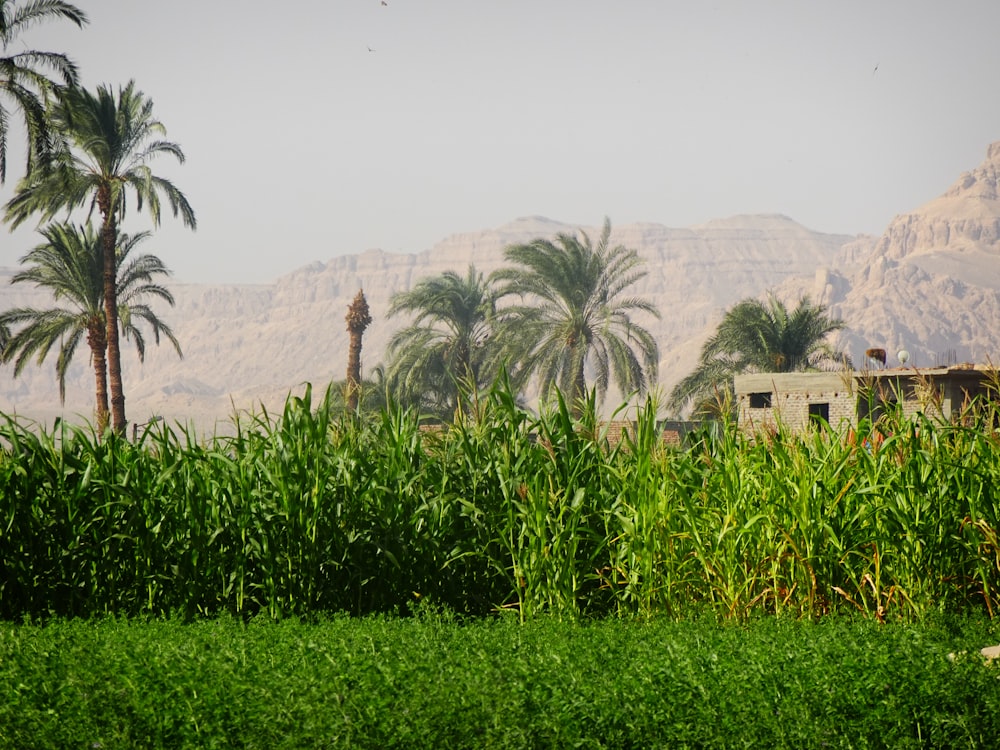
[738,388,855,433]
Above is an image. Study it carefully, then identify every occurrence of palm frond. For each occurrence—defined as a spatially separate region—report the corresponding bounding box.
[0,0,86,181]
[669,292,849,415]
[495,217,659,409]
[0,220,182,411]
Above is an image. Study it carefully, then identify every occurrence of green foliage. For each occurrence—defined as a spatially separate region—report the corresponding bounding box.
[3,78,195,434]
[1,614,998,748]
[1,381,1000,622]
[671,293,850,416]
[3,80,196,232]
[383,219,660,419]
[385,265,498,419]
[325,374,391,416]
[492,217,660,413]
[0,0,88,183]
[0,222,181,417]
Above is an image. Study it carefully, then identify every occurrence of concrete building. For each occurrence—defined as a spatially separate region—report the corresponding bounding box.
[734,365,997,434]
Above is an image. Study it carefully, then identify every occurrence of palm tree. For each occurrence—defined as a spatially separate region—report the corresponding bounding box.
[0,0,87,182]
[669,293,850,417]
[0,221,181,432]
[492,217,660,415]
[3,80,195,433]
[385,265,497,418]
[345,288,372,411]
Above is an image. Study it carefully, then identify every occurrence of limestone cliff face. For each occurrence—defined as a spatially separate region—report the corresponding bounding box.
[4,143,1000,427]
[777,142,1000,371]
[879,141,1000,266]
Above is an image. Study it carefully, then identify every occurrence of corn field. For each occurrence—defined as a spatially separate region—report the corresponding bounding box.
[1,383,999,622]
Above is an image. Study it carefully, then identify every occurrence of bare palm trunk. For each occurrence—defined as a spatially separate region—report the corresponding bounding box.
[345,289,372,411]
[572,358,587,419]
[99,204,125,434]
[87,319,110,433]
[453,341,473,419]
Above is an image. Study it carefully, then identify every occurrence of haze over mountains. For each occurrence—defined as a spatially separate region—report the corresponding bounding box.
[2,143,1000,429]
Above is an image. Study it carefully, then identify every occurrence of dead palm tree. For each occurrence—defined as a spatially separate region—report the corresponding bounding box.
[345,288,372,411]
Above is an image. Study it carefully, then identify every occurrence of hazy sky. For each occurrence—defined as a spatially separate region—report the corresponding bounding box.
[2,0,999,283]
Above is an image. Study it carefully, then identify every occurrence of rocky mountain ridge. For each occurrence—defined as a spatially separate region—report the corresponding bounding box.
[3,142,1000,429]
[782,141,1000,369]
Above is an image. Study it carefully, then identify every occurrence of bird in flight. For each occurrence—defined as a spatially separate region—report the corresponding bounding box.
[872,63,879,76]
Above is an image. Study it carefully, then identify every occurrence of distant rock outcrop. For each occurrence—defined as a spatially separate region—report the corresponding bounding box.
[777,141,1000,369]
[3,143,1000,427]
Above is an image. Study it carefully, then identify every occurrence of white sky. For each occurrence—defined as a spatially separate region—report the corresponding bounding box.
[2,0,999,284]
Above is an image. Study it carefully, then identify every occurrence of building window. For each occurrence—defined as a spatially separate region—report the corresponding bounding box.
[858,392,896,423]
[749,392,772,409]
[808,402,830,426]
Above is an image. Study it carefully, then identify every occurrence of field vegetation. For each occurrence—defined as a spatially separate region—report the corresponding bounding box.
[2,380,999,624]
[3,380,1000,746]
[2,613,998,749]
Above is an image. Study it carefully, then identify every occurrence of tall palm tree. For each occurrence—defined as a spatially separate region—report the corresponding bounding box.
[0,0,87,182]
[4,80,195,433]
[669,293,850,416]
[345,287,372,411]
[0,221,181,432]
[386,265,497,418]
[492,217,660,415]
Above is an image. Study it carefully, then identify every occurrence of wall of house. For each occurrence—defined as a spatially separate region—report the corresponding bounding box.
[940,374,993,420]
[735,372,855,434]
[735,368,995,436]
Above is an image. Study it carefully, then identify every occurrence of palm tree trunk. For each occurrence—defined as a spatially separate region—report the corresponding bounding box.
[346,329,362,410]
[453,340,473,418]
[572,368,587,418]
[571,345,587,419]
[100,210,126,434]
[87,320,110,434]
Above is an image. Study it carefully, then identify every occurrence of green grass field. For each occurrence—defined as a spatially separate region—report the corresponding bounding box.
[2,613,999,749]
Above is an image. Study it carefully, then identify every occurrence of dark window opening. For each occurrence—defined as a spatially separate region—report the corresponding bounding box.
[808,402,830,426]
[749,392,772,409]
[858,393,896,423]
